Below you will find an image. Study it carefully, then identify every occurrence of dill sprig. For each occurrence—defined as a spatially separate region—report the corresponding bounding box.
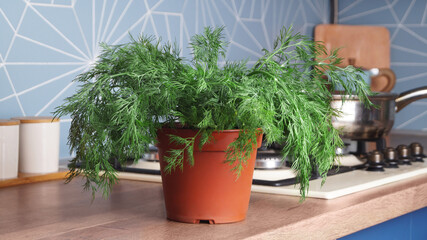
[55,26,372,200]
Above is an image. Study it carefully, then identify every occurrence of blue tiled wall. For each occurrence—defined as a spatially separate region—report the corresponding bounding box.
[0,0,329,158]
[338,0,427,131]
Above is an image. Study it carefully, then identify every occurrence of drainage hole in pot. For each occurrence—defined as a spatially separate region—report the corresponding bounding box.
[197,219,215,224]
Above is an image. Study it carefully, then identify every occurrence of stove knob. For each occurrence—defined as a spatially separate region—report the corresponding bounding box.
[383,147,397,160]
[396,145,412,165]
[409,142,425,162]
[396,144,406,152]
[383,147,399,168]
[366,150,385,171]
[368,150,384,163]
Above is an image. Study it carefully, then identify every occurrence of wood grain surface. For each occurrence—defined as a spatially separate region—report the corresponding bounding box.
[0,173,426,240]
[0,172,67,188]
[314,24,392,92]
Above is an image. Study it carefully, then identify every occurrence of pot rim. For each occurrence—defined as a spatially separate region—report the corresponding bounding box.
[332,91,398,100]
[160,127,243,133]
[160,123,262,134]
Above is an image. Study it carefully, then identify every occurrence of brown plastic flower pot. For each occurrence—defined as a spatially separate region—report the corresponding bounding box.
[157,128,262,224]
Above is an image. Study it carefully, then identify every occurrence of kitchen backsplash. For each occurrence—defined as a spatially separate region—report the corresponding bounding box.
[3,1,425,159]
[0,0,329,158]
[338,0,427,131]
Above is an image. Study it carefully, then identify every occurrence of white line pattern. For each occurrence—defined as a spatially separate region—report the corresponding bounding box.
[0,0,328,157]
[339,0,427,131]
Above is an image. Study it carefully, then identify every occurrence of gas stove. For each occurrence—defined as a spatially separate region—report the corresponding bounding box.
[251,153,427,199]
[116,140,427,200]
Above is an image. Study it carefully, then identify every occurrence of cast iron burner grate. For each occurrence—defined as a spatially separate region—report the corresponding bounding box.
[251,165,356,187]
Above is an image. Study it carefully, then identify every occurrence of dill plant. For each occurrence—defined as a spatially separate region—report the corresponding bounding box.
[55,26,372,199]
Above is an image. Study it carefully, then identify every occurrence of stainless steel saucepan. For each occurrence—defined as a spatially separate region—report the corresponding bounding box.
[331,86,427,140]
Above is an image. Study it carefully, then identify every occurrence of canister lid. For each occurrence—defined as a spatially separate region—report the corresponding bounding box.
[0,119,20,126]
[12,116,60,124]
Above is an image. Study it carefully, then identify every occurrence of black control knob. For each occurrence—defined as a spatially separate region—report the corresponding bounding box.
[410,142,425,162]
[383,147,399,168]
[396,144,406,153]
[396,145,412,165]
[366,150,385,171]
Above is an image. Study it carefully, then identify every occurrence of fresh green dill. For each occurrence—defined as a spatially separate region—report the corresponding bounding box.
[54,26,372,200]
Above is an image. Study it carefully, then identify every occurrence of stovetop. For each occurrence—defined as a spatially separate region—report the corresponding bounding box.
[116,154,427,200]
[115,141,427,200]
[251,160,427,199]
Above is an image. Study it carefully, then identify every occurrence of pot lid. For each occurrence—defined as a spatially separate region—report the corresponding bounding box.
[332,91,398,100]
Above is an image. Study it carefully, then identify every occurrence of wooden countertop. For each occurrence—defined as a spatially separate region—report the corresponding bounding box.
[1,132,426,239]
[0,173,426,240]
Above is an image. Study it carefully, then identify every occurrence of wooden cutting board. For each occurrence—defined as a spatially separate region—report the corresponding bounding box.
[314,24,391,92]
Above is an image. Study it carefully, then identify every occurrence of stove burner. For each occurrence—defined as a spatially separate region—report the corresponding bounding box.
[397,145,412,165]
[366,150,385,171]
[251,166,354,187]
[383,147,399,168]
[335,143,351,155]
[254,151,284,169]
[410,142,425,162]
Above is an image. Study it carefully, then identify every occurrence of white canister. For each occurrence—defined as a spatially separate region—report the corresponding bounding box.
[0,119,20,180]
[13,117,60,174]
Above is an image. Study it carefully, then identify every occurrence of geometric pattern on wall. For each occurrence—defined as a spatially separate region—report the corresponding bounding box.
[0,0,329,157]
[338,0,427,131]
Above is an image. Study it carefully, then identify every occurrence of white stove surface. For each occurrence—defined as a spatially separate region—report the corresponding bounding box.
[252,161,427,199]
[119,156,427,200]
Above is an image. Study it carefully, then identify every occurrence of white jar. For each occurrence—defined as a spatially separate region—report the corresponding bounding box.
[13,117,60,174]
[0,119,20,180]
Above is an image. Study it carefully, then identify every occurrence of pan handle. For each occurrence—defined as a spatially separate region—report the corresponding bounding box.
[395,86,427,112]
